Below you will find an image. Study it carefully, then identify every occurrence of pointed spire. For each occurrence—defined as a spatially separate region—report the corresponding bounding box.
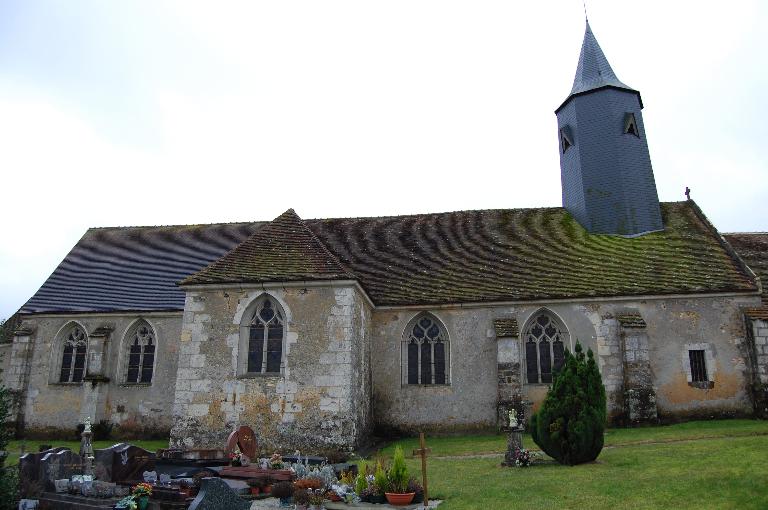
[558,22,641,111]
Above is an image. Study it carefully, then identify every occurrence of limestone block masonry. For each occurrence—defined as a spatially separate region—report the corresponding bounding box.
[169,284,372,452]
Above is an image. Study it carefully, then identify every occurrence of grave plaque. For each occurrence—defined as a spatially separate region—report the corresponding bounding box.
[111,444,156,482]
[225,425,257,460]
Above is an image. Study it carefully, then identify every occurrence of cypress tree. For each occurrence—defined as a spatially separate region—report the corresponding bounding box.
[530,341,606,465]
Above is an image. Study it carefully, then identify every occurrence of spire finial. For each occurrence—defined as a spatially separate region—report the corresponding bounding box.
[583,0,589,23]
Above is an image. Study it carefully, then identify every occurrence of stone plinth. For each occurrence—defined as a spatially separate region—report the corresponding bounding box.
[501,428,524,467]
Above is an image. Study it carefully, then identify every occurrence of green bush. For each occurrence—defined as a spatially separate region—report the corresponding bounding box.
[387,446,409,493]
[373,461,388,494]
[530,341,607,465]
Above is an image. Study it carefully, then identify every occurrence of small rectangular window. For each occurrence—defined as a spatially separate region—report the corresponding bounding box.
[689,350,708,383]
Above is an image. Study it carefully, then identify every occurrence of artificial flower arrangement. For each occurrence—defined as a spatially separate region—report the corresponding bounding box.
[229,447,243,466]
[514,447,539,467]
[269,452,284,469]
[115,483,154,510]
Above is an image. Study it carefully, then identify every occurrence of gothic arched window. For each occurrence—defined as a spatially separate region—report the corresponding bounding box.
[59,325,87,383]
[524,311,569,384]
[125,320,156,384]
[403,314,449,385]
[248,297,284,374]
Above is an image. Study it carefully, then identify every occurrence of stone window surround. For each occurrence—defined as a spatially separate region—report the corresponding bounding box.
[520,308,572,387]
[400,312,451,387]
[237,292,290,378]
[117,318,159,386]
[681,342,716,389]
[48,320,89,385]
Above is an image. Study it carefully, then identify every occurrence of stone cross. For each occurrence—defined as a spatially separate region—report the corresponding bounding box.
[411,432,431,508]
[80,417,95,478]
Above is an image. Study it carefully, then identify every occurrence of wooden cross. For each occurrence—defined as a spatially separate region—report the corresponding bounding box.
[412,432,432,508]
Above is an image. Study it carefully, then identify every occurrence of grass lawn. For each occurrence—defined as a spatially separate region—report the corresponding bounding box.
[6,420,768,509]
[375,419,768,510]
[5,439,169,468]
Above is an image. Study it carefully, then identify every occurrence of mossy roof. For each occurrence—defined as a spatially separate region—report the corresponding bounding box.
[182,209,354,285]
[723,232,768,317]
[302,201,757,306]
[19,201,761,314]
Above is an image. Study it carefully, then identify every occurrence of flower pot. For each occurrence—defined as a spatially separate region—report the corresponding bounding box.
[137,495,150,510]
[385,492,416,505]
[263,485,271,495]
[250,487,260,495]
[231,459,242,467]
[279,496,292,507]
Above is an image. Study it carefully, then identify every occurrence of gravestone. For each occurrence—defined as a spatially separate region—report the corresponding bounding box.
[111,444,156,482]
[93,443,129,481]
[188,477,250,510]
[40,449,83,491]
[19,447,69,494]
[225,425,257,460]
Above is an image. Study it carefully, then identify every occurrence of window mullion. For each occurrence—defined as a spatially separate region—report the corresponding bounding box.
[430,341,435,384]
[417,340,422,384]
[261,322,269,373]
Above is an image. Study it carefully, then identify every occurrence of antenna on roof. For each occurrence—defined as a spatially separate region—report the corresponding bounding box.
[582,0,589,23]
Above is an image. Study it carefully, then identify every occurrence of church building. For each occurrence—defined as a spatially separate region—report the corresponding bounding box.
[3,23,767,452]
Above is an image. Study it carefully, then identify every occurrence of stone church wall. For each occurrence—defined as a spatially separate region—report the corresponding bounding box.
[4,313,181,437]
[169,283,372,453]
[371,294,760,433]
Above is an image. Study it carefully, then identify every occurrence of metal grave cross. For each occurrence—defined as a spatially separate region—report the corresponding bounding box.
[411,432,432,508]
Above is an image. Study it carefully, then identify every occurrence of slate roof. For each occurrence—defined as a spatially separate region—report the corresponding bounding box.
[558,22,641,111]
[19,201,760,314]
[20,222,262,314]
[723,232,768,317]
[182,209,353,285]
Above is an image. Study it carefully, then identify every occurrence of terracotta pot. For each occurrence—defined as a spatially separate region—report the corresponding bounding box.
[385,492,416,505]
[263,485,272,494]
[250,487,260,495]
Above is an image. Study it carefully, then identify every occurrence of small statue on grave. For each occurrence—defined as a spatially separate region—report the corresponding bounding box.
[80,416,95,479]
[508,409,519,429]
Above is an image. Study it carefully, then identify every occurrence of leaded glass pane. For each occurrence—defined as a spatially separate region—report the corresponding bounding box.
[420,342,432,384]
[539,339,552,383]
[248,298,284,373]
[434,342,446,385]
[407,342,419,384]
[525,340,538,383]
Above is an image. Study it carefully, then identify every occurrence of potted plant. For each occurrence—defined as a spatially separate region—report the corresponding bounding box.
[293,487,310,510]
[272,481,293,507]
[131,482,153,510]
[407,477,424,504]
[246,478,265,495]
[307,488,326,510]
[384,446,415,505]
[371,461,388,504]
[262,476,273,495]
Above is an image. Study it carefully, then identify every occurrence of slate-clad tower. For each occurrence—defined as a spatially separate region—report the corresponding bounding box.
[556,22,663,236]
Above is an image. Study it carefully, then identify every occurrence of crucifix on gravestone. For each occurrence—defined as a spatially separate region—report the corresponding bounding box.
[411,432,431,509]
[80,416,95,478]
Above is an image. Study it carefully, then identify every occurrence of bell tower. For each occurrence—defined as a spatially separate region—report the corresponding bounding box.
[556,22,663,236]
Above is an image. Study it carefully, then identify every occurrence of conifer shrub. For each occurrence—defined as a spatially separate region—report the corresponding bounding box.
[387,446,409,493]
[530,341,607,465]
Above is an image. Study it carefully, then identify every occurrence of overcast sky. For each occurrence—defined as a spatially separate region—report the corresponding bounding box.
[1,1,766,320]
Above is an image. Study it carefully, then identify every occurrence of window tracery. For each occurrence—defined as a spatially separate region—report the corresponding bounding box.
[248,298,284,373]
[524,311,568,384]
[126,321,156,384]
[404,315,449,385]
[59,325,87,383]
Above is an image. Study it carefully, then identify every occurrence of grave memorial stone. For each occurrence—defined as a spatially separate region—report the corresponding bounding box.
[501,408,526,467]
[93,442,130,481]
[225,425,257,461]
[19,447,69,494]
[188,477,250,510]
[40,449,83,491]
[111,444,156,482]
